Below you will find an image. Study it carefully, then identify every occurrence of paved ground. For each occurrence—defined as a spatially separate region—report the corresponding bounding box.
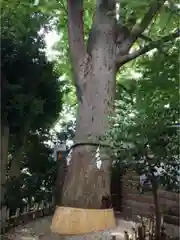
[3,216,137,240]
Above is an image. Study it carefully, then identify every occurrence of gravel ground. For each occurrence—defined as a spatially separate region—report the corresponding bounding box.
[3,216,137,240]
[3,215,179,240]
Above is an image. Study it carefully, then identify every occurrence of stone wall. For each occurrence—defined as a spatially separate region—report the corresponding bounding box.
[121,170,180,226]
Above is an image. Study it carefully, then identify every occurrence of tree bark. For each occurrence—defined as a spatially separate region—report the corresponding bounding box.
[61,61,116,208]
[1,123,9,204]
[61,0,116,209]
[61,46,116,208]
[151,179,161,240]
[55,157,67,206]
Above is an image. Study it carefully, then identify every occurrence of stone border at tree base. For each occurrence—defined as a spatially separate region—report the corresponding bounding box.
[50,206,116,235]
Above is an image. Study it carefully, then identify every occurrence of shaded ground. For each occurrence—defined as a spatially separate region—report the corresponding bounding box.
[2,216,137,240]
[3,215,179,240]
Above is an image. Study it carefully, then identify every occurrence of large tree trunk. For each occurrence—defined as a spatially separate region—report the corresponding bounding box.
[1,123,9,204]
[61,0,117,209]
[62,49,116,209]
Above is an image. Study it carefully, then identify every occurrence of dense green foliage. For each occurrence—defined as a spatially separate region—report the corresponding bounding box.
[1,0,63,132]
[1,0,64,209]
[106,42,180,192]
[5,131,56,211]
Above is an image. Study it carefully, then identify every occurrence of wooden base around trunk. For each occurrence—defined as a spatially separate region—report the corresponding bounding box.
[50,206,116,235]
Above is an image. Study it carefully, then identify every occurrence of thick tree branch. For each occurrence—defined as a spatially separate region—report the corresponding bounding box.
[116,23,152,43]
[87,0,116,53]
[115,0,166,58]
[117,29,180,66]
[115,25,152,60]
[67,0,85,74]
[131,0,166,38]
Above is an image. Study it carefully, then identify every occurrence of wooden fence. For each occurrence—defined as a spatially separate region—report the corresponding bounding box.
[0,198,55,234]
[121,171,180,227]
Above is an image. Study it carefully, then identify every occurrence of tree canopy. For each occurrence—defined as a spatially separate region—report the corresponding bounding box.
[1,0,63,133]
[1,0,64,206]
[105,41,179,191]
